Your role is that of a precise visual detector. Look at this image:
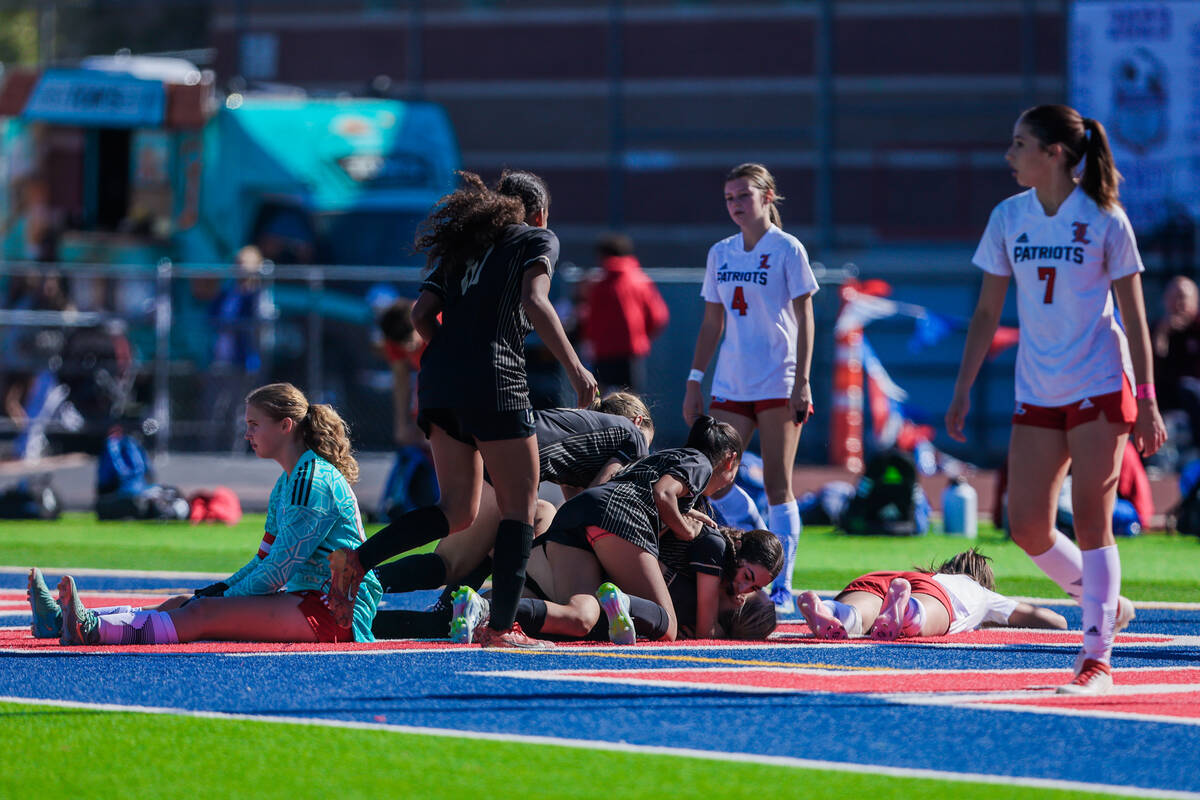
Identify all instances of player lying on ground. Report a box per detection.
[447,416,744,645]
[797,548,1068,640]
[49,383,382,646]
[369,393,654,641]
[444,526,783,645]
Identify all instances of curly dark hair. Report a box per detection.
[414,171,526,285]
[497,169,550,218]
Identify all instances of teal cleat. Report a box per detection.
[596,582,636,645]
[27,568,62,639]
[448,586,489,644]
[58,575,100,646]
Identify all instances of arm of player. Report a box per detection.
[694,572,722,639]
[684,302,725,424]
[653,474,705,541]
[791,292,815,423]
[224,507,338,597]
[1005,602,1067,630]
[1114,273,1168,457]
[946,272,1010,442]
[521,267,597,408]
[587,458,625,488]
[411,290,443,343]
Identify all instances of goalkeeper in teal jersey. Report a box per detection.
[52,383,382,646]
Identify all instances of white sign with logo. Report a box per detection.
[1069,1,1200,230]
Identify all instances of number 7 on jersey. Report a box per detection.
[1037,266,1056,304]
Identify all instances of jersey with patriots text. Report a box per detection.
[972,187,1143,406]
[701,225,819,400]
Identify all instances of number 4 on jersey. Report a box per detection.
[730,286,749,316]
[1037,266,1056,304]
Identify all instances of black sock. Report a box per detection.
[488,520,533,630]
[458,555,493,592]
[514,598,547,634]
[373,553,447,594]
[357,506,450,571]
[371,608,453,640]
[627,594,671,640]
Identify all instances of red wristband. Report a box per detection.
[1136,383,1156,400]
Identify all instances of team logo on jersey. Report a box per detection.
[1014,403,1027,415]
[759,254,771,269]
[1079,398,1094,410]
[1015,233,1029,243]
[1071,222,1091,244]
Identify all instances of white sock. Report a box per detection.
[97,610,179,645]
[1030,530,1084,602]
[823,600,862,636]
[1081,545,1120,664]
[90,605,134,616]
[768,500,801,595]
[902,598,926,637]
[710,484,765,530]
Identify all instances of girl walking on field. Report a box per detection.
[946,105,1167,694]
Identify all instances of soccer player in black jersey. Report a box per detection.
[329,170,596,649]
[370,394,653,641]
[504,416,742,642]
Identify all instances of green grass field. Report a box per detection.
[2,515,1195,798]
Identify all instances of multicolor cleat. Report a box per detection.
[596,582,636,645]
[28,568,62,639]
[475,622,555,650]
[449,586,490,644]
[58,575,100,646]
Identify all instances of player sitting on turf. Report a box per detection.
[49,383,382,646]
[797,548,1068,640]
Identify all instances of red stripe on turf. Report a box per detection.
[566,667,1200,694]
[988,690,1200,719]
[774,622,1170,644]
[0,628,458,652]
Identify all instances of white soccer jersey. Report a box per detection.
[701,225,819,401]
[972,187,1143,407]
[931,573,1019,634]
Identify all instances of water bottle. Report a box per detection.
[942,476,978,538]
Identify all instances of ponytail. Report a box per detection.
[299,404,359,485]
[717,526,784,584]
[1020,105,1122,210]
[1080,117,1122,210]
[685,415,744,466]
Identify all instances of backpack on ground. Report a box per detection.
[839,448,925,536]
[0,476,61,520]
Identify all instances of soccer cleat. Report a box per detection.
[1115,595,1135,633]
[770,586,795,616]
[475,621,555,650]
[869,577,913,641]
[449,586,490,644]
[1057,658,1113,695]
[28,568,62,639]
[596,582,636,645]
[58,576,99,646]
[326,548,366,628]
[797,591,847,640]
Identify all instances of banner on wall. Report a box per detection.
[1069,1,1200,231]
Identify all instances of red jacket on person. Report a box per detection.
[580,255,669,360]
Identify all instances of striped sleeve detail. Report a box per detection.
[256,532,277,559]
[290,462,316,506]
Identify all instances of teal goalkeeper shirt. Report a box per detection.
[223,449,383,642]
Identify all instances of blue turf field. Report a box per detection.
[2,569,1199,798]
